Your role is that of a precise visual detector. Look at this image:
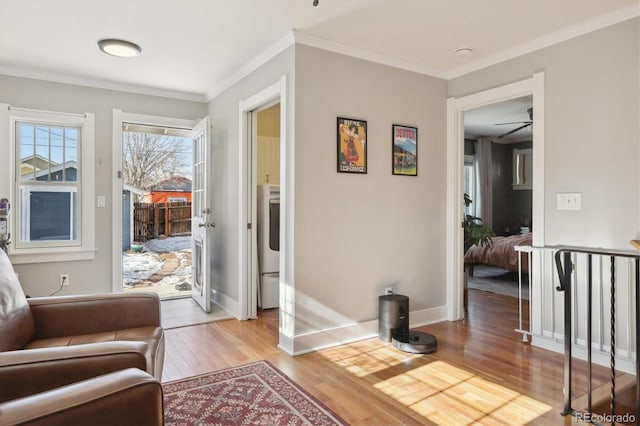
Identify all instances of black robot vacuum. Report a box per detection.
[378,293,437,354]
[391,329,438,354]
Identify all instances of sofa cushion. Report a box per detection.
[24,326,164,379]
[25,326,162,351]
[0,250,34,351]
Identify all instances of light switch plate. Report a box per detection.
[97,195,106,208]
[557,193,581,210]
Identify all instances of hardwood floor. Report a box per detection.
[162,290,614,425]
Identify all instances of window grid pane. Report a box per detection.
[16,121,81,247]
[192,133,204,217]
[18,122,80,183]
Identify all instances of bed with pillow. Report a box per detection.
[464,232,532,273]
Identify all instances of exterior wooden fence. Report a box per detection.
[133,202,191,242]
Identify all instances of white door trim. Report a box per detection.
[238,76,289,332]
[111,110,197,293]
[445,72,545,320]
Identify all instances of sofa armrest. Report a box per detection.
[28,292,161,339]
[0,342,151,402]
[0,368,163,426]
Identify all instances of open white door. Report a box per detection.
[191,117,213,312]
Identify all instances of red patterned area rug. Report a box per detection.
[163,360,348,425]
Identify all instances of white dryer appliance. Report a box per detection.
[257,185,279,309]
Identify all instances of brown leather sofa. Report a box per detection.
[0,248,165,423]
[0,368,163,426]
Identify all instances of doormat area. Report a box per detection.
[467,265,529,299]
[163,360,348,425]
[161,297,233,329]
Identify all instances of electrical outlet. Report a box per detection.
[384,287,393,295]
[60,273,69,286]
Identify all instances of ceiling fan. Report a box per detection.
[495,107,533,139]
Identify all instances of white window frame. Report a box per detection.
[0,104,95,263]
[463,154,476,217]
[19,185,78,245]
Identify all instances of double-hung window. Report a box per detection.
[0,105,95,263]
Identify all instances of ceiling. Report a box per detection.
[0,0,637,102]
[464,96,533,142]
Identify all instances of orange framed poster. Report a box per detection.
[337,117,367,174]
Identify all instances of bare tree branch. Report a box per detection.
[122,132,188,189]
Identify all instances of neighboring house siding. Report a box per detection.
[142,191,192,203]
[36,168,77,182]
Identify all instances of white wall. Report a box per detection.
[450,18,640,366]
[292,45,448,350]
[206,47,294,308]
[0,75,206,296]
[449,18,640,250]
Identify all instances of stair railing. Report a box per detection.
[554,245,639,424]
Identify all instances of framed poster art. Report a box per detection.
[337,117,367,174]
[392,124,417,176]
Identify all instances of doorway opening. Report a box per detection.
[462,96,533,336]
[113,111,227,326]
[255,103,281,314]
[446,73,545,338]
[238,76,289,351]
[120,123,194,301]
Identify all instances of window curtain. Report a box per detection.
[474,138,493,226]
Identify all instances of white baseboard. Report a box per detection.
[291,305,448,356]
[531,335,563,354]
[409,305,449,328]
[292,319,378,356]
[278,333,294,356]
[212,290,240,319]
[532,335,636,374]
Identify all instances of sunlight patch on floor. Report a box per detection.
[387,362,551,425]
[321,342,551,425]
[320,339,419,377]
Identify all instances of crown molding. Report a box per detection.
[205,31,295,101]
[203,3,639,100]
[0,64,208,102]
[2,3,636,103]
[292,30,448,80]
[448,3,640,79]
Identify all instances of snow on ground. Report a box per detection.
[143,236,191,253]
[123,252,162,286]
[123,236,192,289]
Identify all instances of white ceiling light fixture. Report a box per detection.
[98,39,142,58]
[454,47,473,59]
